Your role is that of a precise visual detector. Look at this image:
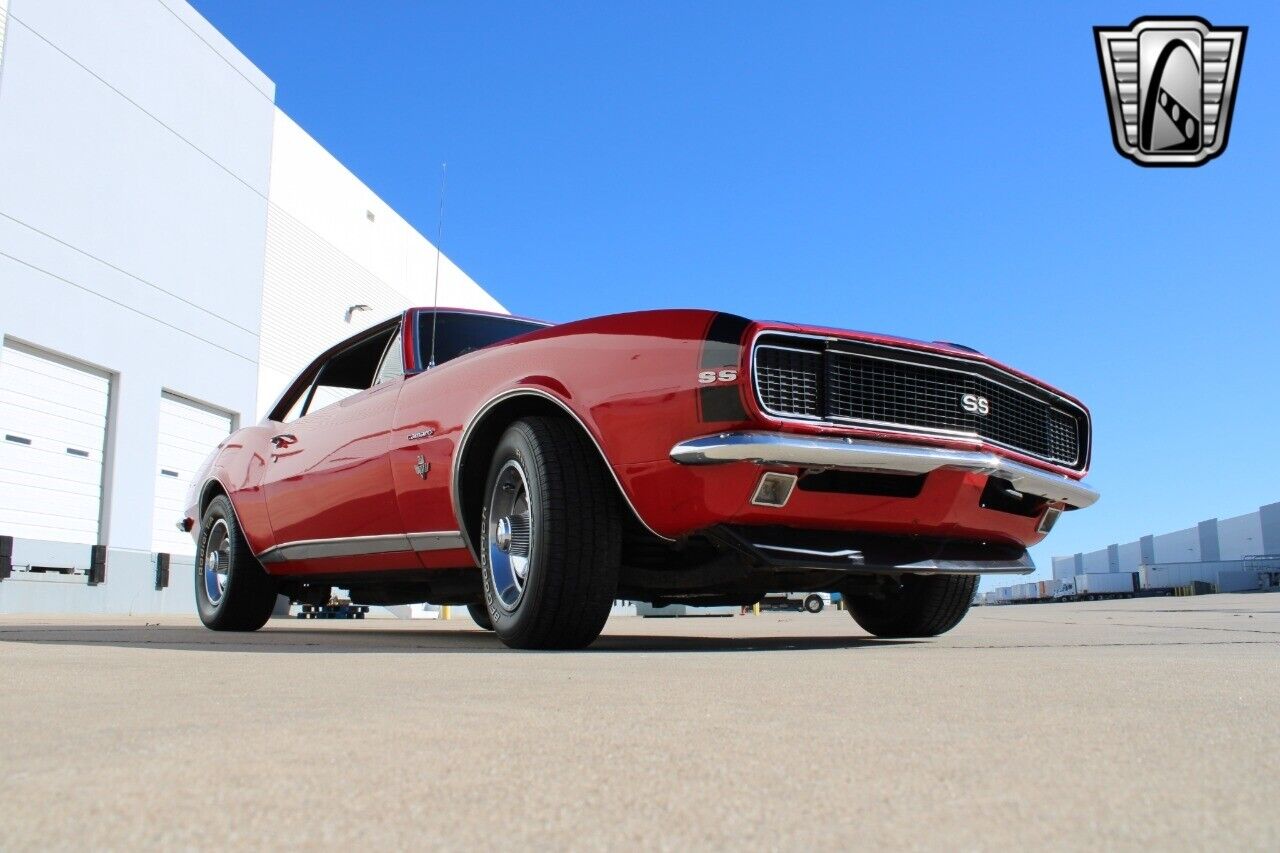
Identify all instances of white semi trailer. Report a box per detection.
[1055,572,1138,602]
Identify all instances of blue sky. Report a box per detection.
[193,1,1279,583]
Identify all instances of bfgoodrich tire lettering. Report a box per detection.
[479,417,621,649]
[195,496,278,631]
[847,574,978,638]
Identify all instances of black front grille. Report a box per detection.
[753,338,1088,470]
[755,346,822,418]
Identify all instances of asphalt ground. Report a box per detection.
[3,595,1278,851]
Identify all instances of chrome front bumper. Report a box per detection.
[670,431,1099,510]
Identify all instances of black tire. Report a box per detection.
[479,417,622,649]
[194,496,277,631]
[804,594,824,614]
[847,574,978,638]
[467,603,494,631]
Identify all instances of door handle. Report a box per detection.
[271,433,297,449]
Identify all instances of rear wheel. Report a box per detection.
[195,496,277,631]
[803,594,824,614]
[847,574,978,638]
[479,417,622,649]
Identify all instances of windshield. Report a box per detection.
[417,311,547,367]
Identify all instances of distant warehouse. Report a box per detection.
[1052,501,1280,592]
[984,501,1280,604]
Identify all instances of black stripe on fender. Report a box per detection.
[698,312,751,422]
[699,385,746,422]
[700,312,751,369]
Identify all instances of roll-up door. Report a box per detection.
[0,341,111,545]
[150,392,234,555]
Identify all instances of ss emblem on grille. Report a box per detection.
[961,394,990,416]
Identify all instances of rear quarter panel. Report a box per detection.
[185,425,276,553]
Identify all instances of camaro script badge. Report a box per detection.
[1094,17,1246,167]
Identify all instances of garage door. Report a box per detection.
[0,341,111,545]
[150,392,235,555]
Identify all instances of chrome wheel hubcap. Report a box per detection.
[203,519,231,606]
[487,461,534,611]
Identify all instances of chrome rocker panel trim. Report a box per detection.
[258,531,466,564]
[670,431,1099,510]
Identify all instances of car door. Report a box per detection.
[387,369,462,568]
[260,328,405,558]
[386,310,552,569]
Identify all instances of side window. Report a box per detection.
[277,326,395,422]
[374,329,404,385]
[417,311,547,367]
[306,383,362,414]
[279,374,359,423]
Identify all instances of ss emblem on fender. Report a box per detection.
[698,369,738,384]
[961,394,990,416]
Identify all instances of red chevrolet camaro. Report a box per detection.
[183,308,1097,648]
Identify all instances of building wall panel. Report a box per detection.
[1217,511,1264,559]
[1260,502,1280,555]
[0,0,273,551]
[258,111,505,416]
[1117,540,1142,572]
[1082,547,1110,574]
[0,0,10,74]
[1152,526,1200,564]
[0,1,507,614]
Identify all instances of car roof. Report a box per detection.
[411,306,553,327]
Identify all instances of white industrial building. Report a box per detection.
[0,0,502,613]
[1051,501,1280,590]
[981,502,1280,605]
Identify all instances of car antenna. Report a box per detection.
[427,161,447,368]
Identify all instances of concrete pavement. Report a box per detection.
[2,595,1278,850]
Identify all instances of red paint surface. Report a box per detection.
[185,309,1091,579]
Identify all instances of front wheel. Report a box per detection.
[803,594,824,614]
[846,574,978,638]
[467,603,494,631]
[194,496,277,631]
[478,417,622,649]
